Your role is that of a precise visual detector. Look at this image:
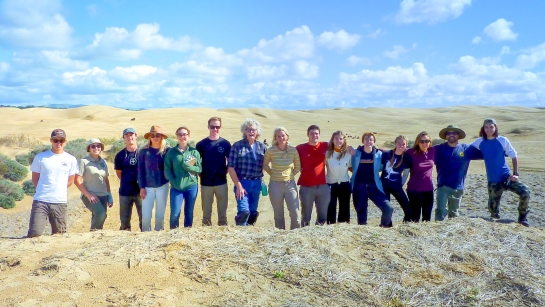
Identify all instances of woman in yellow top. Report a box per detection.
[263,127,301,229]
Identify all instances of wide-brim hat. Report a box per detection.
[87,138,105,152]
[144,125,168,140]
[439,125,466,140]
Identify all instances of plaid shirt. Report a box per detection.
[228,138,267,180]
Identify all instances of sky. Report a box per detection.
[1,0,545,110]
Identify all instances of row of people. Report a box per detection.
[26,118,531,237]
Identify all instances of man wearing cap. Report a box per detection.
[27,129,78,237]
[470,119,531,226]
[114,128,143,231]
[434,125,483,221]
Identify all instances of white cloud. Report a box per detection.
[294,61,319,79]
[483,18,518,42]
[132,23,200,51]
[368,29,383,39]
[109,65,159,82]
[316,30,360,50]
[383,45,413,59]
[62,67,115,90]
[246,65,288,80]
[170,60,231,83]
[202,47,243,66]
[472,36,481,44]
[0,0,73,49]
[41,51,88,70]
[515,43,545,69]
[395,0,471,24]
[347,56,371,66]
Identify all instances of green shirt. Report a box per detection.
[78,155,109,196]
[164,146,202,191]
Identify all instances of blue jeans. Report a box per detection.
[142,183,169,232]
[352,183,393,227]
[435,186,464,221]
[170,185,199,229]
[234,179,261,226]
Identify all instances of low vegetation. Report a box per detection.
[0,194,15,209]
[22,180,35,196]
[0,154,28,182]
[0,179,24,201]
[0,134,43,149]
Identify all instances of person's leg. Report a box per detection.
[200,185,214,226]
[368,185,393,227]
[235,179,251,226]
[337,182,352,223]
[407,190,422,222]
[315,184,331,225]
[285,180,301,230]
[82,195,108,230]
[487,182,504,218]
[390,184,413,222]
[352,184,369,225]
[134,195,143,231]
[119,195,133,230]
[216,184,229,226]
[447,189,464,218]
[299,186,315,227]
[435,186,449,221]
[269,181,287,229]
[169,187,183,229]
[421,191,434,222]
[247,179,261,225]
[48,203,68,235]
[154,183,169,231]
[141,187,156,232]
[507,180,531,225]
[183,185,198,228]
[27,200,49,237]
[327,184,338,224]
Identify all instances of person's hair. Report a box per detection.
[240,118,262,139]
[327,131,347,160]
[479,123,499,139]
[208,117,222,126]
[389,135,408,168]
[146,137,167,155]
[176,126,191,137]
[272,127,289,146]
[412,131,432,154]
[307,125,320,135]
[361,132,376,144]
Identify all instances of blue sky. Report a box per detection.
[1,0,544,110]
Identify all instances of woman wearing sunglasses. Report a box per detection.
[405,131,436,222]
[164,126,202,229]
[75,138,113,230]
[138,125,170,231]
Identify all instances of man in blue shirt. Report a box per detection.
[434,125,483,221]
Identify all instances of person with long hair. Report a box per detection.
[325,130,352,224]
[165,126,202,229]
[75,138,113,231]
[470,118,531,226]
[263,127,301,229]
[350,132,393,227]
[406,131,436,222]
[380,135,413,222]
[138,125,170,231]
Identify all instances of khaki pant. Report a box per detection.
[299,184,331,227]
[269,180,300,230]
[27,200,67,237]
[201,184,229,226]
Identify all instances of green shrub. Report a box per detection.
[28,145,50,163]
[98,136,120,146]
[0,194,15,209]
[0,155,29,182]
[432,139,445,145]
[0,179,25,201]
[22,179,36,196]
[15,154,30,166]
[64,138,88,160]
[165,137,177,148]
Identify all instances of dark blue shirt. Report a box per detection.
[354,148,375,184]
[434,143,483,190]
[114,148,140,196]
[196,137,231,186]
[380,150,413,185]
[137,147,169,188]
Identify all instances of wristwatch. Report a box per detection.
[513,172,519,176]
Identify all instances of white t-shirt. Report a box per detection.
[326,150,352,184]
[30,150,78,203]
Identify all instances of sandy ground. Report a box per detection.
[1,105,545,306]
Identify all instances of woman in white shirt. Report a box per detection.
[325,131,352,224]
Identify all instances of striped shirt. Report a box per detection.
[228,138,267,180]
[263,145,301,182]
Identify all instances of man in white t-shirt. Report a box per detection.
[27,129,78,238]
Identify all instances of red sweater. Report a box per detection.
[296,142,328,186]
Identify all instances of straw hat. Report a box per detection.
[438,125,466,140]
[144,125,168,140]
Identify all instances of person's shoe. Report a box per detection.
[490,212,500,219]
[518,213,530,227]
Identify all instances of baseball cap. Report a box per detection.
[123,128,136,137]
[50,129,67,139]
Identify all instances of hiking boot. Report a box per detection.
[490,212,500,219]
[518,213,530,227]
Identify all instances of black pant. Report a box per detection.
[407,190,434,222]
[382,180,413,222]
[327,182,351,224]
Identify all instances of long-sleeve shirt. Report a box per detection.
[164,146,202,191]
[228,138,267,180]
[263,145,300,182]
[406,147,436,192]
[470,136,517,183]
[137,147,169,188]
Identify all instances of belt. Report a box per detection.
[241,177,261,180]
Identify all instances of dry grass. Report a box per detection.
[0,134,43,149]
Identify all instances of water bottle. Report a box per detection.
[261,180,268,196]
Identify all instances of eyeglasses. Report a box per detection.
[245,128,257,133]
[149,133,162,138]
[177,133,189,137]
[51,138,65,144]
[209,125,221,130]
[445,132,458,136]
[419,140,431,144]
[90,144,102,149]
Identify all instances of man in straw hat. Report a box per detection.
[434,124,483,221]
[27,129,78,237]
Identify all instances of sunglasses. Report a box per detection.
[51,138,65,144]
[245,128,257,133]
[177,133,189,137]
[419,140,431,144]
[149,133,163,138]
[89,144,102,149]
[209,125,221,130]
[445,132,458,136]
